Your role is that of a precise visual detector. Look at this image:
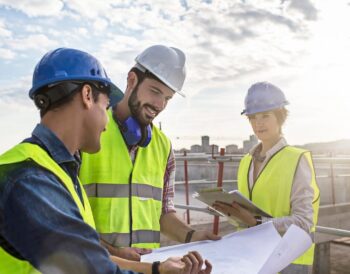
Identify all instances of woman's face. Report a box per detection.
[248,111,281,142]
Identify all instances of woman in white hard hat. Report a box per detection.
[214,82,320,274]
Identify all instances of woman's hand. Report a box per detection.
[212,201,257,227]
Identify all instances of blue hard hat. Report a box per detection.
[29,48,123,103]
[241,82,289,115]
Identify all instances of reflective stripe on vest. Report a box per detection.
[99,230,161,247]
[80,109,171,249]
[84,183,162,200]
[0,143,96,274]
[237,146,320,266]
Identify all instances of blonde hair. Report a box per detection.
[273,107,288,127]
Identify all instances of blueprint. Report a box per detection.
[141,222,312,274]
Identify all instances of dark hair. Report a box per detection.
[37,82,108,118]
[129,67,164,90]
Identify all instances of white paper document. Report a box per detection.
[141,222,312,274]
[193,187,272,218]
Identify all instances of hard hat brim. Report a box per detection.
[109,85,124,107]
[29,77,124,107]
[241,101,289,115]
[29,76,123,100]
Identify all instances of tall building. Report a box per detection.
[226,144,239,154]
[243,135,258,153]
[190,144,202,153]
[201,135,210,153]
[189,135,219,154]
[211,144,219,154]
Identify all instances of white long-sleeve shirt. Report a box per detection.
[248,137,315,234]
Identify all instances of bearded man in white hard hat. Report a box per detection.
[79,45,220,263]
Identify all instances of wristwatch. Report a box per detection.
[185,229,196,243]
[152,261,160,274]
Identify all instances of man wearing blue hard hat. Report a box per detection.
[0,48,212,274]
[79,45,220,263]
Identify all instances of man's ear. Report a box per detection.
[81,84,94,109]
[126,71,138,94]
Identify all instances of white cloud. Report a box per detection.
[24,25,44,33]
[63,0,115,19]
[0,19,12,38]
[0,99,38,153]
[0,0,349,148]
[93,18,109,32]
[75,27,88,37]
[5,34,58,52]
[0,0,64,17]
[40,0,317,100]
[47,28,61,37]
[0,47,15,59]
[95,35,142,89]
[287,0,318,21]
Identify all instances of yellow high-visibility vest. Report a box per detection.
[80,109,171,249]
[238,146,320,266]
[0,143,95,274]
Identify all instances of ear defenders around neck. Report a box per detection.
[120,116,152,147]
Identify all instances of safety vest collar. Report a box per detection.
[249,145,290,199]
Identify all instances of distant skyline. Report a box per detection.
[172,134,350,151]
[1,1,349,152]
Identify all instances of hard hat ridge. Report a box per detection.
[29,47,123,104]
[134,45,186,97]
[241,81,289,115]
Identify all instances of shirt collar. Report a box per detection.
[249,136,288,157]
[31,124,77,165]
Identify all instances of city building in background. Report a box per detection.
[243,135,258,153]
[176,135,258,155]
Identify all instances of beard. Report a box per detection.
[128,86,157,126]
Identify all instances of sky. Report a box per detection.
[0,0,349,152]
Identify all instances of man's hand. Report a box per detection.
[191,231,221,242]
[159,251,212,274]
[182,251,212,274]
[108,246,152,261]
[213,201,257,227]
[159,257,185,274]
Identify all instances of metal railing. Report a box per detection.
[175,204,350,237]
[316,226,350,237]
[174,149,350,237]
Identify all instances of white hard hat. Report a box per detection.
[134,45,186,97]
[241,82,289,115]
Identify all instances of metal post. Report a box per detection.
[313,242,330,274]
[213,148,225,235]
[330,152,336,205]
[184,151,190,224]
